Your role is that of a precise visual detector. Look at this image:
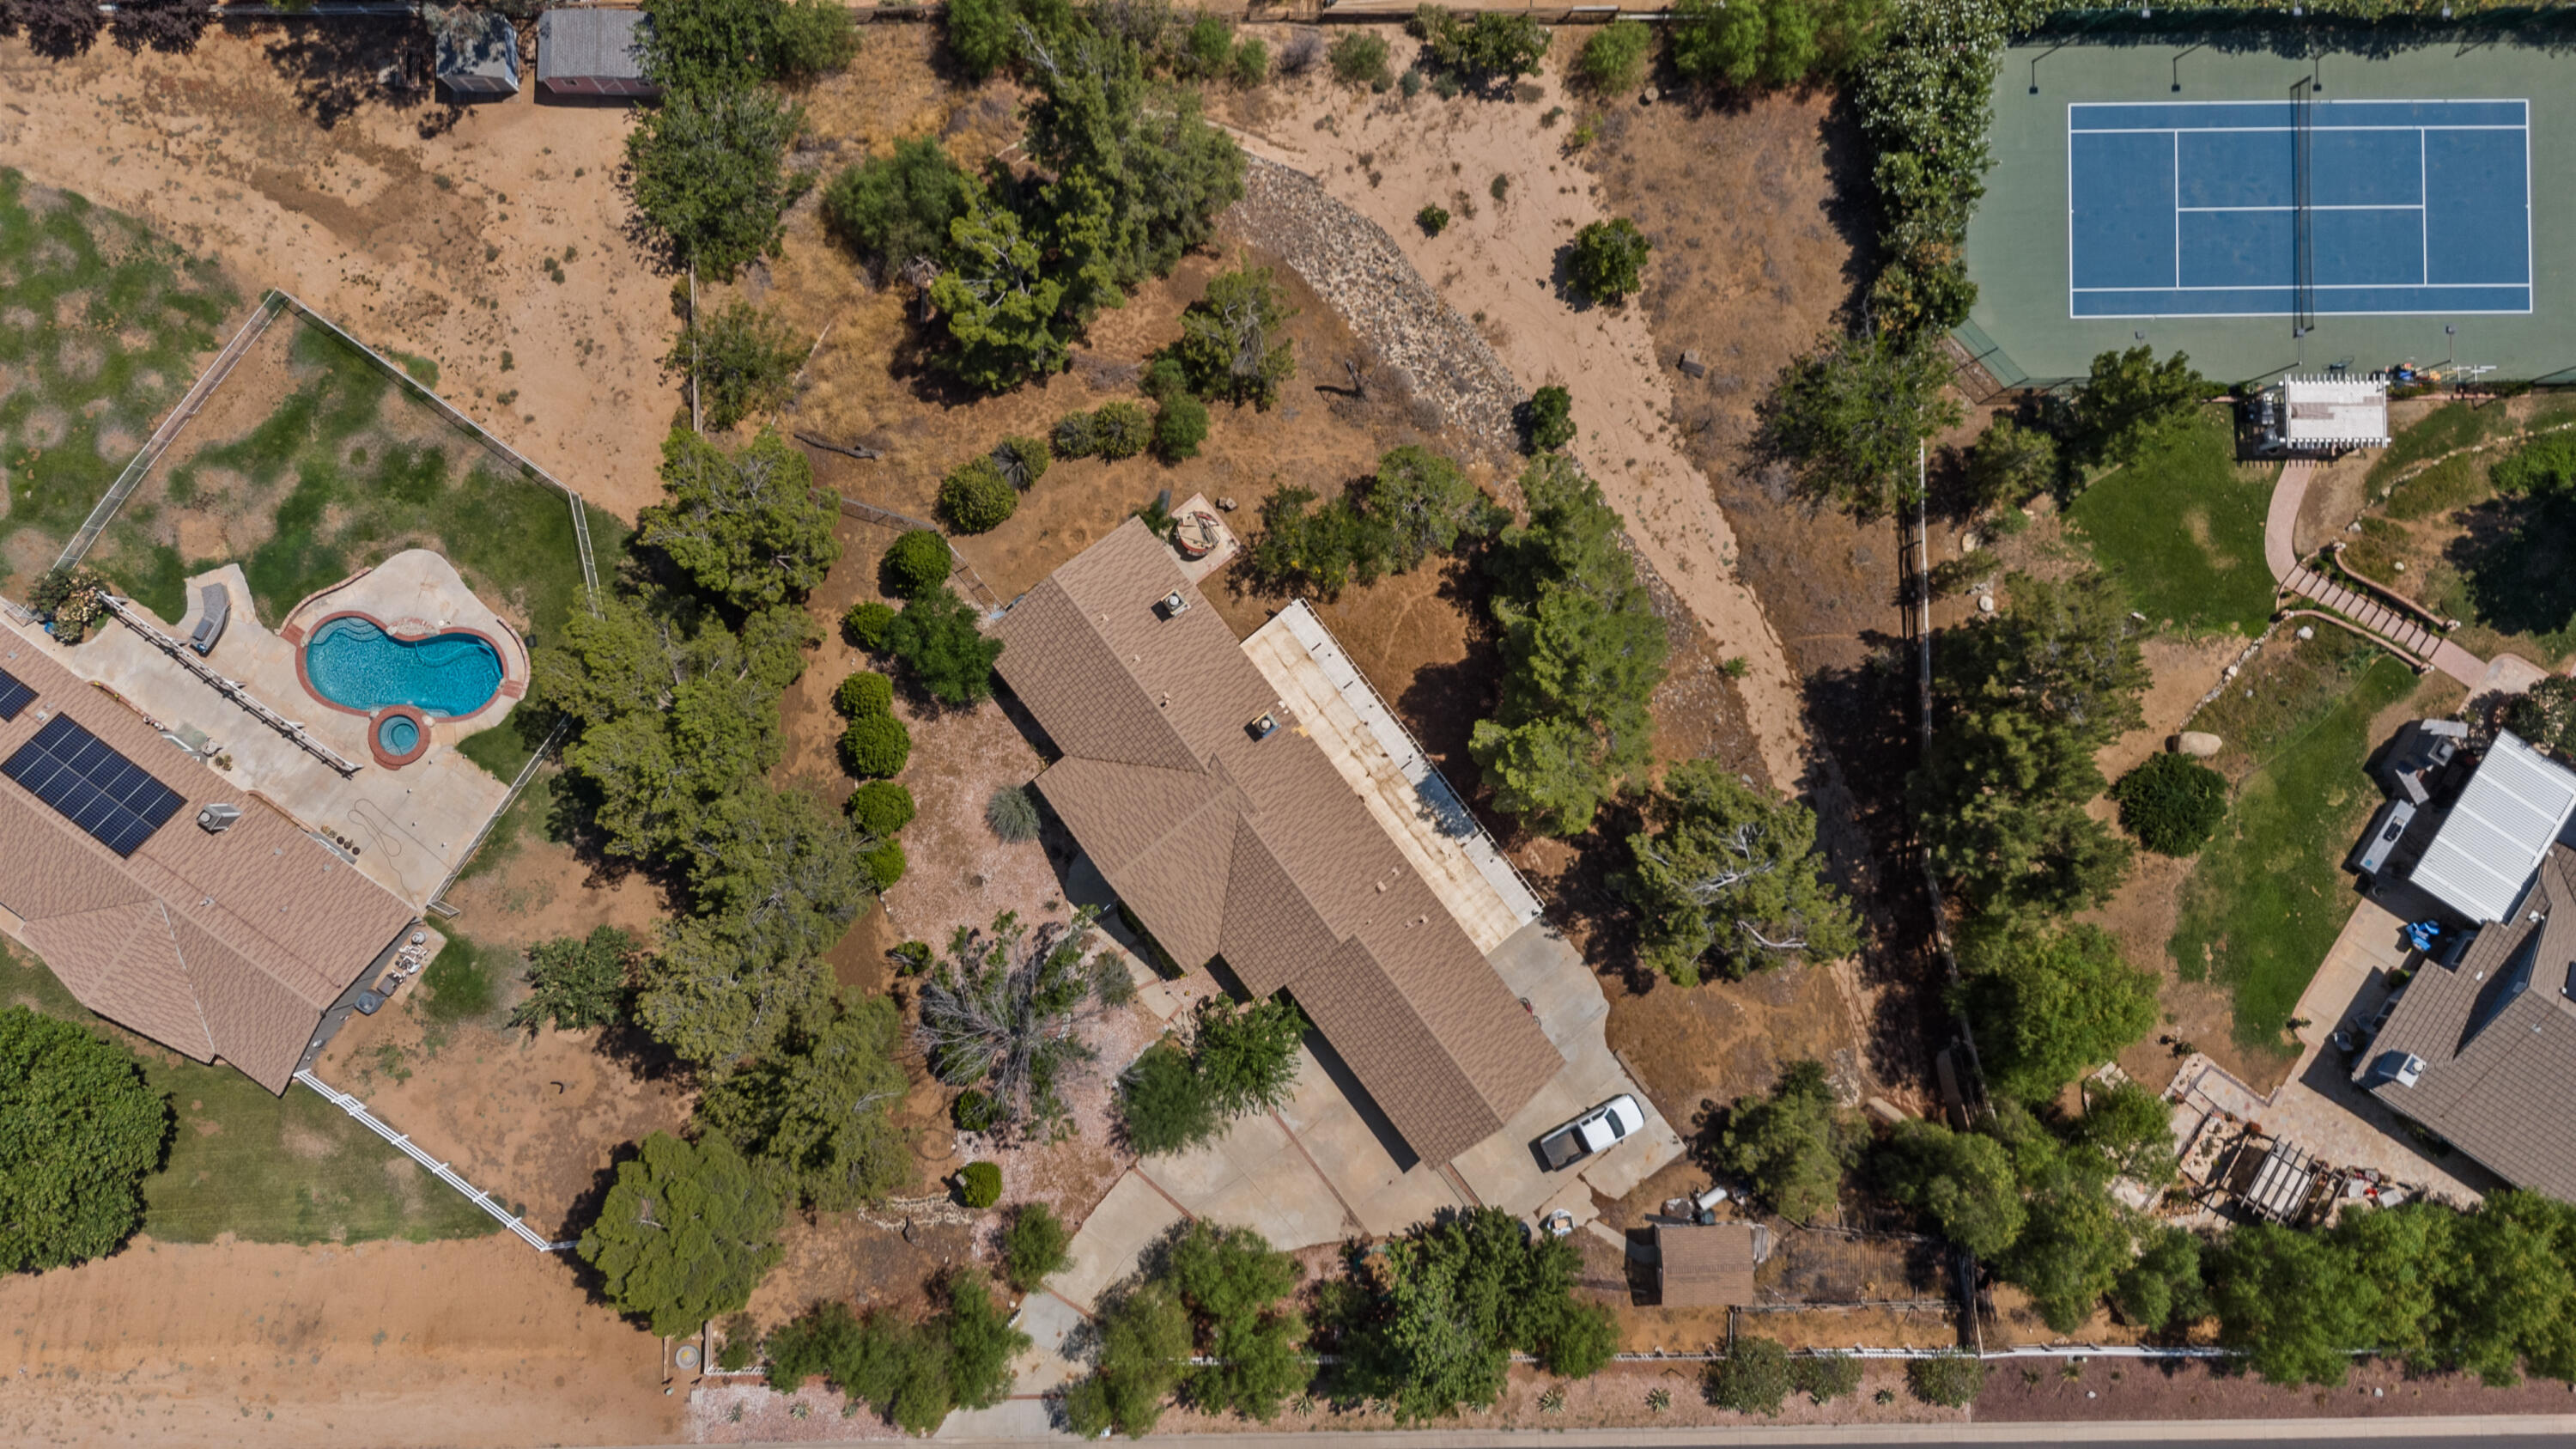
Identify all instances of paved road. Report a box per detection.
[894,1415,2576,1448]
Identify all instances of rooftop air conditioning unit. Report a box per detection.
[196,803,241,834]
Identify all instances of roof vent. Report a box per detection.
[1158,590,1189,620]
[197,802,242,834]
[1248,712,1278,740]
[2371,1050,2427,1087]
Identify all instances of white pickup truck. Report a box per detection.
[1539,1094,1644,1170]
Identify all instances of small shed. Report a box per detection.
[2257,374,2391,453]
[538,9,659,99]
[1655,1221,1767,1308]
[434,9,522,98]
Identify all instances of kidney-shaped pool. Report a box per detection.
[303,614,504,717]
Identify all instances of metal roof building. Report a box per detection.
[2408,731,2576,924]
[434,9,522,98]
[537,9,659,99]
[2261,375,2391,453]
[993,521,1562,1167]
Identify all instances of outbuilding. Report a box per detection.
[2255,374,2392,454]
[434,9,522,98]
[1654,1221,1769,1308]
[537,9,659,99]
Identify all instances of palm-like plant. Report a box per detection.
[914,908,1131,1140]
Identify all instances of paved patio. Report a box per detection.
[43,552,523,908]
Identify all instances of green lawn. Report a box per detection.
[0,940,495,1246]
[2066,406,2275,636]
[0,167,236,593]
[2168,644,2420,1055]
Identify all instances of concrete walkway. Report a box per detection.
[2263,459,2488,687]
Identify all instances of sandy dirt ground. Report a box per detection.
[1219,40,1813,793]
[0,1235,678,1447]
[0,28,679,520]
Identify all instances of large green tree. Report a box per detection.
[580,1131,784,1337]
[927,191,1071,392]
[823,136,977,279]
[1062,1283,1191,1435]
[1360,445,1501,572]
[1873,1117,2023,1257]
[636,910,831,1068]
[1623,761,1858,984]
[1169,265,1297,409]
[2076,345,2208,467]
[1334,1206,1613,1422]
[0,1008,169,1273]
[1024,30,1245,304]
[882,585,1005,707]
[1715,1058,1857,1223]
[1762,332,1960,516]
[1953,921,2157,1102]
[625,82,805,280]
[511,926,645,1033]
[696,991,909,1209]
[641,427,841,611]
[687,784,881,964]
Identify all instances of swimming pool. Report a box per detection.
[304,615,503,717]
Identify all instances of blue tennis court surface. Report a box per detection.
[2069,100,2531,318]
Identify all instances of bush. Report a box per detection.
[1181,9,1232,76]
[1568,216,1651,303]
[1051,410,1099,459]
[880,530,952,599]
[1231,36,1268,86]
[862,838,908,888]
[986,784,1041,842]
[1413,7,1550,88]
[1578,20,1651,93]
[939,457,1018,533]
[848,780,918,836]
[843,600,897,650]
[835,670,896,719]
[1169,267,1296,408]
[1118,1040,1218,1155]
[716,1313,760,1372]
[2111,753,2228,856]
[890,939,935,975]
[2494,431,2576,496]
[991,435,1049,490]
[1328,31,1389,87]
[1908,1350,1985,1407]
[1000,1202,1073,1290]
[955,1088,999,1133]
[1526,384,1575,451]
[1092,401,1152,460]
[1278,27,1322,75]
[839,714,913,778]
[1417,204,1449,236]
[511,926,641,1033]
[1705,1335,1791,1416]
[0,1007,170,1273]
[958,1160,1003,1209]
[1789,1352,1862,1404]
[1153,394,1209,461]
[885,587,1005,707]
[2505,675,2576,760]
[672,301,803,431]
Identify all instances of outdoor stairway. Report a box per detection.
[2280,564,2440,660]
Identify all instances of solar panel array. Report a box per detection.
[2,715,185,857]
[0,666,32,722]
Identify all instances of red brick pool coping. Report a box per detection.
[292,609,516,723]
[368,705,432,769]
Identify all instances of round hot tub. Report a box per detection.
[368,705,431,768]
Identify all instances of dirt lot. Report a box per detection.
[0,27,679,520]
[1976,1352,2576,1422]
[0,1235,677,1447]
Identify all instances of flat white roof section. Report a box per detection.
[2410,731,2576,922]
[2277,374,2391,448]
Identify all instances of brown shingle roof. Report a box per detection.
[2360,843,2576,1201]
[0,636,416,1091]
[995,521,1561,1166]
[1656,1222,1760,1307]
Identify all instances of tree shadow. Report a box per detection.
[2444,492,2576,643]
[260,16,436,131]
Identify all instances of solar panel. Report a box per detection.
[1,715,185,858]
[0,666,31,721]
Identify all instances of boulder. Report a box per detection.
[2173,731,2223,758]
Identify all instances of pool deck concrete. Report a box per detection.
[33,552,523,910]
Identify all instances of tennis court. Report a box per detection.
[2069,98,2531,319]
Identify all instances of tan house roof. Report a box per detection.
[0,635,416,1091]
[1656,1221,1763,1307]
[2360,843,2576,1202]
[994,521,1561,1166]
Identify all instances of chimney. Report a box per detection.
[196,803,242,834]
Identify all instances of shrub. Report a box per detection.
[1526,384,1575,451]
[1051,410,1099,459]
[1000,1202,1073,1290]
[1908,1350,1985,1407]
[1118,1040,1218,1155]
[2111,753,2228,856]
[1413,7,1550,88]
[1091,401,1151,460]
[1789,1352,1862,1404]
[1705,1335,1791,1416]
[2494,431,2576,496]
[2505,675,2576,760]
[890,939,936,975]
[885,587,1005,707]
[880,530,951,599]
[671,301,803,431]
[1231,36,1268,86]
[986,784,1041,842]
[1568,216,1651,303]
[1417,204,1450,236]
[992,435,1049,490]
[1578,20,1651,93]
[862,838,908,888]
[834,670,896,719]
[1328,31,1389,87]
[511,925,641,1032]
[843,600,898,650]
[1153,394,1209,461]
[958,1160,1003,1209]
[847,780,918,836]
[1182,9,1232,76]
[939,457,1018,533]
[1170,267,1296,408]
[955,1088,999,1133]
[839,714,913,778]
[716,1313,761,1372]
